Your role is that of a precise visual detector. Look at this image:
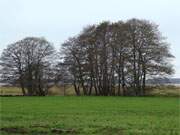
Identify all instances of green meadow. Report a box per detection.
[0,96,179,135]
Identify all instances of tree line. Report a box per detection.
[0,18,174,96]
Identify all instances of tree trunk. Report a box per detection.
[121,58,126,96]
[142,63,146,96]
[73,80,80,96]
[20,79,26,96]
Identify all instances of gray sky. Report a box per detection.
[0,0,180,77]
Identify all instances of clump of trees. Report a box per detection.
[0,19,174,96]
[61,19,174,96]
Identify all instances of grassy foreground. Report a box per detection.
[0,96,179,135]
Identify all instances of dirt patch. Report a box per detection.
[0,126,78,134]
[51,128,77,134]
[0,127,28,134]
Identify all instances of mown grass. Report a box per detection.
[0,96,179,135]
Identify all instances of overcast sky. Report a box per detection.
[0,0,179,77]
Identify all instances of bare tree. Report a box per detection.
[0,37,56,96]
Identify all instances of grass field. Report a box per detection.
[0,85,180,97]
[0,96,179,135]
